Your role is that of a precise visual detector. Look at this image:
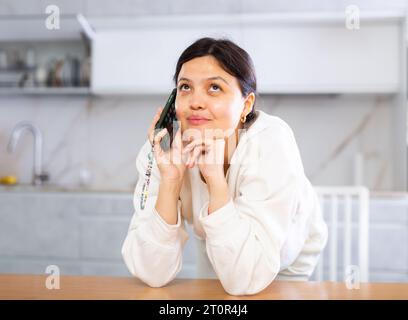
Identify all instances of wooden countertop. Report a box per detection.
[0,274,407,299]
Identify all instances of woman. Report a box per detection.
[121,37,328,296]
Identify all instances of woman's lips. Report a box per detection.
[187,118,210,125]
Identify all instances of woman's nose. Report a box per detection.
[189,94,206,110]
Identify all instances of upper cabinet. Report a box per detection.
[87,15,245,95]
[241,15,402,94]
[87,12,406,95]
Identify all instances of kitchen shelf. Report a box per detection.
[0,87,90,96]
[0,15,91,97]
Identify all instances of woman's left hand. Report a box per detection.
[182,136,226,183]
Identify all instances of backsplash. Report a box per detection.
[0,93,398,192]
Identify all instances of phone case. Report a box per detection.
[154,88,178,151]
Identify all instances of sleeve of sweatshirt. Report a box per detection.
[198,122,310,296]
[121,140,189,288]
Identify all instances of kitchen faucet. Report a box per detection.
[7,121,49,186]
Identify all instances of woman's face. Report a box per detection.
[175,55,254,139]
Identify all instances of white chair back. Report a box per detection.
[314,186,369,282]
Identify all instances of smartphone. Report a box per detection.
[154,88,178,151]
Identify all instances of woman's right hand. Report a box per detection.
[148,107,188,185]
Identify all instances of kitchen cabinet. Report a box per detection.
[241,18,401,93]
[0,189,406,281]
[0,190,198,278]
[90,21,244,94]
[87,12,405,95]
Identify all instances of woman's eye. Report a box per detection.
[178,83,221,92]
[179,84,189,91]
[210,84,220,92]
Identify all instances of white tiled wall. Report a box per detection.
[0,94,400,191]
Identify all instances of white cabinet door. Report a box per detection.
[90,15,402,95]
[91,26,244,95]
[241,21,400,93]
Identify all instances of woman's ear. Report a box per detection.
[242,92,255,116]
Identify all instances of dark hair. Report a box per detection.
[173,37,257,124]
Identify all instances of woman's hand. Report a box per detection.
[182,134,231,214]
[148,107,188,185]
[182,135,226,184]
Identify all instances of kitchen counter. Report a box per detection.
[3,184,408,200]
[0,274,407,299]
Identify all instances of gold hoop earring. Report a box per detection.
[240,114,247,123]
